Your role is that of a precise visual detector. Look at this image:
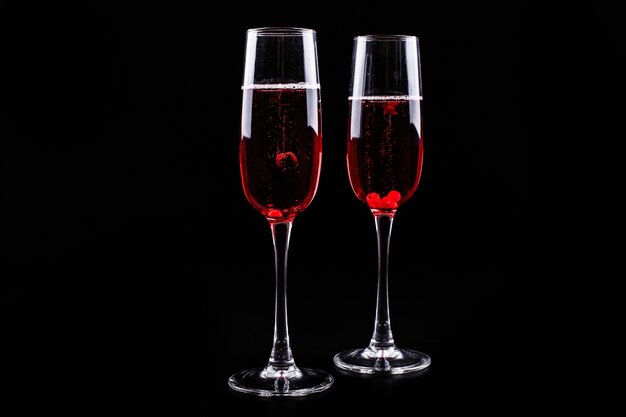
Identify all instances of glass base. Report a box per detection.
[333,345,431,375]
[228,364,334,397]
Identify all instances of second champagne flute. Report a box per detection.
[333,34,431,375]
[227,27,334,397]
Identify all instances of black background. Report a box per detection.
[0,0,621,415]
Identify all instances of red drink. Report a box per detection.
[239,84,322,220]
[346,96,423,211]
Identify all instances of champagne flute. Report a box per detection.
[333,34,431,374]
[227,27,334,396]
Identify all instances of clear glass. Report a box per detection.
[228,27,334,396]
[333,34,431,374]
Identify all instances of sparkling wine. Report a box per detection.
[240,84,322,220]
[346,96,423,211]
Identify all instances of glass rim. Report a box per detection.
[354,34,418,41]
[247,27,316,36]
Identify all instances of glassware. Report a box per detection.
[333,34,431,375]
[227,27,334,396]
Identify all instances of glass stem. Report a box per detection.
[370,212,396,350]
[268,220,295,369]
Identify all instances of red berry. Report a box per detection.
[387,190,401,202]
[267,209,282,218]
[383,101,399,116]
[381,196,398,209]
[275,151,298,170]
[366,193,381,208]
